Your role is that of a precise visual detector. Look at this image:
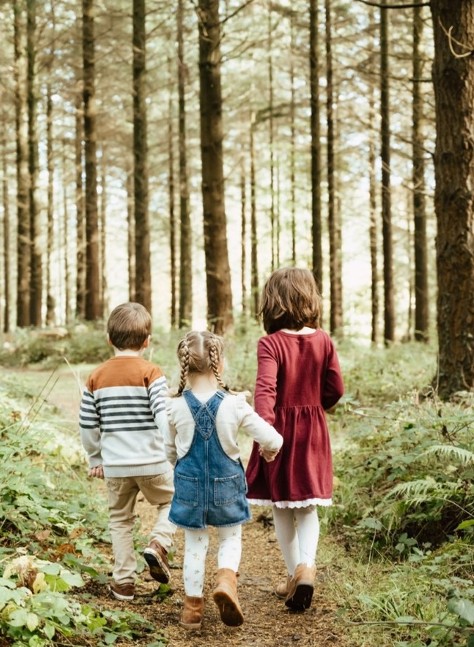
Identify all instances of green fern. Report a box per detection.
[421,444,474,465]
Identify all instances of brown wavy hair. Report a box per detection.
[107,302,152,351]
[259,267,322,334]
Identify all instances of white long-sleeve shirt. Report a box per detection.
[165,390,283,466]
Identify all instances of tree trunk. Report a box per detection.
[250,119,259,320]
[198,0,234,334]
[63,140,72,324]
[267,4,276,271]
[133,0,151,312]
[430,0,474,398]
[27,0,42,327]
[380,0,395,342]
[46,83,55,326]
[290,11,296,265]
[75,87,86,319]
[368,11,379,345]
[126,168,136,302]
[167,57,177,328]
[82,0,101,320]
[310,0,323,292]
[412,3,429,342]
[177,0,192,327]
[325,0,343,336]
[14,0,31,328]
[240,161,247,315]
[2,135,10,333]
[99,150,107,313]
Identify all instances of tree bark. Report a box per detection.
[267,4,276,271]
[290,11,296,265]
[368,9,379,345]
[46,84,55,326]
[250,119,259,320]
[380,0,395,342]
[14,0,31,328]
[2,135,10,333]
[82,0,101,320]
[133,0,151,312]
[126,168,136,302]
[197,0,234,334]
[430,0,474,398]
[240,161,247,315]
[75,87,86,319]
[167,57,177,328]
[412,3,429,342]
[177,0,192,327]
[310,0,323,293]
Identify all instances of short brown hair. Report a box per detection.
[259,267,322,334]
[107,302,152,351]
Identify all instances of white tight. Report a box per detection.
[272,505,320,576]
[183,525,242,597]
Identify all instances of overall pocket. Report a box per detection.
[213,473,244,506]
[174,473,199,507]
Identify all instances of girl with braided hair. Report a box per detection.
[164,330,282,631]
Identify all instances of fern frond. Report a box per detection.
[420,444,474,465]
[384,478,463,503]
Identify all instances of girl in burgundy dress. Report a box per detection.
[246,267,344,612]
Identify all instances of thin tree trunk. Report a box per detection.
[177,0,192,327]
[63,139,71,324]
[99,150,107,313]
[2,136,10,333]
[126,168,136,302]
[197,0,234,334]
[167,56,177,327]
[380,0,395,342]
[75,87,86,319]
[46,83,55,325]
[14,0,31,327]
[250,119,259,320]
[133,0,151,312]
[290,11,296,265]
[82,0,101,320]
[240,161,247,315]
[310,0,323,292]
[268,4,276,271]
[368,10,379,345]
[430,0,474,398]
[412,3,429,342]
[325,0,343,336]
[27,0,41,326]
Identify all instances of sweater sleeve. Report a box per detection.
[254,336,278,426]
[237,396,283,452]
[164,398,178,466]
[78,386,102,467]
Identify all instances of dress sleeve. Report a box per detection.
[254,336,278,426]
[321,339,344,410]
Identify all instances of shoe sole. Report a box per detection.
[143,549,170,584]
[108,586,134,601]
[213,590,244,627]
[285,583,314,611]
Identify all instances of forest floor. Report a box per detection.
[5,366,352,646]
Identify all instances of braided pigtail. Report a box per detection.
[209,339,230,392]
[176,339,190,396]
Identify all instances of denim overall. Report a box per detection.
[169,390,251,529]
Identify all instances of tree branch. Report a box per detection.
[353,0,430,8]
[438,18,474,59]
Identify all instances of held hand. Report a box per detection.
[259,446,279,462]
[88,465,104,479]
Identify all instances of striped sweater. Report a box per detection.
[79,355,171,477]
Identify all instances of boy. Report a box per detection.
[79,302,175,601]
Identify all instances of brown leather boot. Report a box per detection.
[212,568,244,626]
[285,563,316,611]
[180,596,204,630]
[274,574,291,599]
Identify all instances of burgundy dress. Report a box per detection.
[246,329,344,508]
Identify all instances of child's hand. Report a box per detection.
[259,447,279,462]
[88,465,104,479]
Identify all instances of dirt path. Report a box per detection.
[97,498,348,647]
[4,367,350,646]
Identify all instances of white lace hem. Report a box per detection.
[247,497,332,509]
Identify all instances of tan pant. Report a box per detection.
[106,470,175,584]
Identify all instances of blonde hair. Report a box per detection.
[260,267,322,334]
[107,302,151,351]
[175,330,230,396]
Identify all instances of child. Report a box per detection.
[246,267,344,612]
[79,302,175,602]
[165,330,282,630]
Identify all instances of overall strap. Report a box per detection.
[183,390,226,439]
